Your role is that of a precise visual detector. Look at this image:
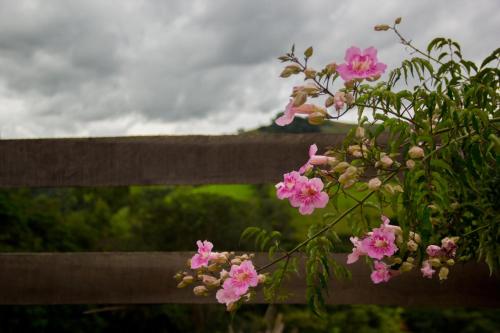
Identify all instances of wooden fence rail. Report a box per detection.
[0,134,498,306]
[0,252,498,307]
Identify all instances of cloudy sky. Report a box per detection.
[0,0,499,138]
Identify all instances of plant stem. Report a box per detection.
[257,172,398,273]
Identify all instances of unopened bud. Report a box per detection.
[368,177,382,191]
[325,96,335,108]
[355,126,365,139]
[208,263,220,272]
[406,159,416,169]
[344,80,355,89]
[446,259,455,266]
[379,155,394,169]
[407,240,418,252]
[392,257,402,264]
[400,262,414,272]
[374,24,390,31]
[395,17,402,24]
[334,162,350,173]
[220,269,230,280]
[178,275,195,288]
[258,274,267,284]
[408,146,424,159]
[200,274,220,288]
[173,272,184,281]
[409,231,421,244]
[438,267,449,281]
[230,258,242,265]
[293,91,307,107]
[325,62,337,75]
[430,258,441,268]
[308,111,326,125]
[406,257,415,263]
[226,302,238,312]
[304,68,316,79]
[193,285,209,296]
[280,64,301,78]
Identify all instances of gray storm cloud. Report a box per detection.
[0,0,498,138]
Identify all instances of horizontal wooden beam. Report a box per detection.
[0,252,498,306]
[0,134,345,187]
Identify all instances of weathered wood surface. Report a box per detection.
[0,252,498,306]
[0,134,345,187]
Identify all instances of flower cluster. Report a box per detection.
[421,237,459,280]
[174,240,265,311]
[347,216,401,283]
[346,216,459,283]
[275,146,330,215]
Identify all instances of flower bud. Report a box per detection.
[258,274,267,284]
[392,257,402,264]
[400,262,414,272]
[368,178,382,191]
[406,257,415,263]
[355,126,365,139]
[405,159,416,170]
[304,68,316,79]
[430,258,441,268]
[293,91,307,107]
[193,285,209,296]
[395,17,402,24]
[344,80,355,89]
[200,274,220,288]
[345,93,354,106]
[446,259,455,266]
[438,267,449,281]
[409,231,421,244]
[173,272,184,281]
[379,155,394,169]
[426,245,442,257]
[407,240,418,252]
[308,111,326,125]
[374,24,390,31]
[408,146,424,159]
[220,269,230,280]
[334,162,350,173]
[208,263,220,272]
[325,96,335,108]
[325,62,337,75]
[177,275,195,288]
[230,258,242,265]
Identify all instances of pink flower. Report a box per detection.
[223,260,259,296]
[421,261,435,278]
[289,177,329,215]
[299,144,331,174]
[361,226,398,260]
[426,245,442,257]
[276,171,303,199]
[347,236,366,264]
[334,91,346,111]
[336,47,387,81]
[216,286,241,308]
[370,261,391,284]
[441,237,458,258]
[190,240,213,269]
[275,99,316,126]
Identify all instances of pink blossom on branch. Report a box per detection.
[421,260,435,278]
[190,240,214,269]
[223,260,259,296]
[361,225,398,260]
[370,261,392,284]
[347,236,366,264]
[336,47,387,81]
[289,177,329,215]
[276,171,303,199]
[275,99,317,126]
[299,144,333,174]
[215,286,241,308]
